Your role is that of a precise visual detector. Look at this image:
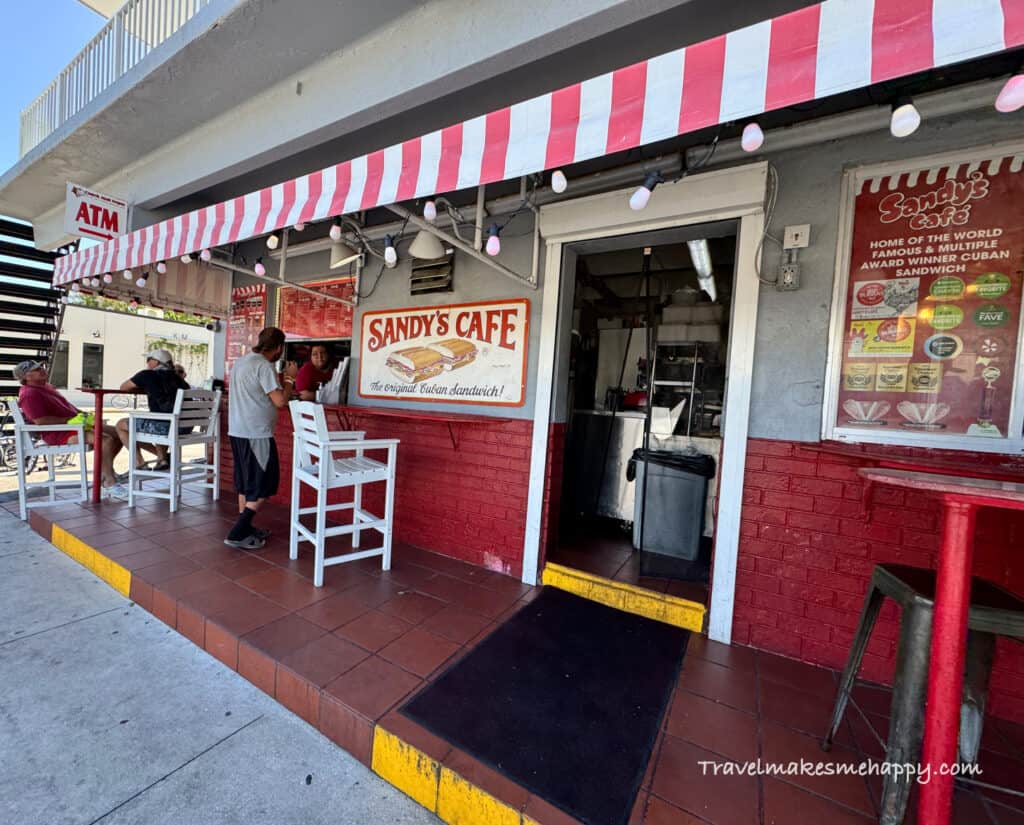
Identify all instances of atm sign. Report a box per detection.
[64,182,128,241]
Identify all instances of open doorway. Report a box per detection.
[549,221,737,608]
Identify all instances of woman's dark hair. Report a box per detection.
[253,327,286,353]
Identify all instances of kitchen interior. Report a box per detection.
[552,222,736,606]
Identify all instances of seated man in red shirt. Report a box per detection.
[15,360,123,493]
[293,344,334,402]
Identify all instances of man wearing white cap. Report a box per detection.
[114,348,189,483]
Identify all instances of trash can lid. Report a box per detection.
[627,448,716,479]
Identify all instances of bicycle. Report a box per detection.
[0,400,38,475]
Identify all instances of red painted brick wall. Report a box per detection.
[220,407,534,576]
[538,423,567,571]
[735,438,1024,724]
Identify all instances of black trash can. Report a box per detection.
[627,449,716,560]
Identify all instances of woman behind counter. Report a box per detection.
[293,343,334,402]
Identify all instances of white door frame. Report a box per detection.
[520,162,767,645]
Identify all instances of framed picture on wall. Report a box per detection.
[822,142,1024,454]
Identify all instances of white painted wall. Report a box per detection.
[56,305,215,406]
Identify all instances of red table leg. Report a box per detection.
[918,498,977,824]
[91,391,104,503]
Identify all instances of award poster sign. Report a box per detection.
[836,154,1024,440]
[359,299,530,406]
[225,284,267,382]
[278,278,355,339]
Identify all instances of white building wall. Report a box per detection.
[57,305,215,407]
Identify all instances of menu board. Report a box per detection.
[225,284,266,381]
[278,278,355,339]
[834,154,1024,443]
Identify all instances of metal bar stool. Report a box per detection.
[822,563,1024,825]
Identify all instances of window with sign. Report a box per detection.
[823,145,1024,453]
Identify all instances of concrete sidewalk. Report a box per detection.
[0,509,437,825]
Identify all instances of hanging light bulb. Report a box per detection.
[254,258,266,277]
[383,235,398,268]
[629,171,664,211]
[329,219,343,242]
[71,282,80,292]
[293,222,306,232]
[61,295,69,304]
[890,99,921,138]
[485,224,501,257]
[266,233,280,250]
[89,277,101,287]
[741,122,765,152]
[122,269,133,280]
[551,169,568,194]
[156,261,167,275]
[423,200,437,222]
[200,248,212,262]
[181,253,193,264]
[103,273,114,284]
[129,297,139,309]
[136,272,149,288]
[995,73,1024,113]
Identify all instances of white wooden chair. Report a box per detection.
[9,399,88,520]
[126,388,221,512]
[288,400,398,587]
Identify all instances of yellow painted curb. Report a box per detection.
[371,727,441,811]
[437,766,521,825]
[50,525,132,598]
[542,562,705,632]
[371,725,525,825]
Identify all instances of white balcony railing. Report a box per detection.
[19,0,213,158]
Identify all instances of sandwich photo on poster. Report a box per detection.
[359,300,529,406]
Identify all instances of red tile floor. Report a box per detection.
[13,490,1024,825]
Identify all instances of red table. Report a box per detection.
[78,388,142,503]
[859,468,1024,825]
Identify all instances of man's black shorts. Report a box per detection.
[230,436,280,502]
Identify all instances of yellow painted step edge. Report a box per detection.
[372,726,531,825]
[49,525,132,598]
[541,562,705,632]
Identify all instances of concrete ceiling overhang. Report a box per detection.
[2,0,818,249]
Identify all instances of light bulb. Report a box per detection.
[329,220,342,242]
[629,187,652,211]
[995,74,1024,113]
[266,233,280,250]
[122,269,133,280]
[129,298,139,309]
[90,277,100,287]
[423,200,437,222]
[71,282,80,292]
[293,222,305,232]
[200,248,212,262]
[383,235,398,267]
[254,259,266,276]
[103,273,114,284]
[156,261,167,274]
[551,170,568,194]
[136,277,147,288]
[181,253,192,264]
[741,122,764,152]
[485,224,501,257]
[629,172,663,211]
[890,101,921,138]
[61,295,69,304]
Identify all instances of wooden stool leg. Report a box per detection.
[880,603,933,825]
[959,630,995,766]
[824,580,885,750]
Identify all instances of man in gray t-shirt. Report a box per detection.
[224,327,297,549]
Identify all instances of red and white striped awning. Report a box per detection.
[53,0,1024,286]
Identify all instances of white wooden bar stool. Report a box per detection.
[126,388,221,512]
[288,400,399,587]
[10,400,88,520]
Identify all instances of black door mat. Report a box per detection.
[401,587,689,825]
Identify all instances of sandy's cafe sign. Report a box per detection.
[358,299,530,406]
